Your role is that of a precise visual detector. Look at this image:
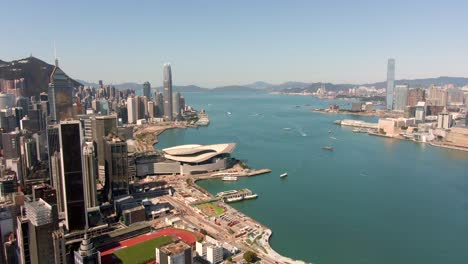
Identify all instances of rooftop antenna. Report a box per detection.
[54,40,58,67]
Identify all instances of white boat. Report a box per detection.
[222,176,238,181]
[225,196,243,203]
[283,127,292,130]
[280,173,288,178]
[244,194,258,200]
[227,112,232,115]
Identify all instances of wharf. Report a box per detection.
[240,168,272,177]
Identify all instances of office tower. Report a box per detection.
[180,96,185,112]
[127,97,137,124]
[156,240,193,264]
[407,88,425,107]
[143,81,151,100]
[52,229,66,264]
[92,115,117,165]
[386,59,395,110]
[77,114,94,142]
[99,99,109,115]
[137,96,147,120]
[0,174,17,200]
[394,84,409,111]
[163,63,173,120]
[24,138,38,169]
[117,105,128,124]
[2,131,20,159]
[74,233,101,264]
[16,96,29,116]
[32,184,57,205]
[148,101,155,118]
[98,80,103,88]
[58,121,86,231]
[415,102,426,123]
[91,115,117,186]
[155,90,164,117]
[173,92,181,119]
[22,199,59,264]
[103,135,128,200]
[48,59,74,122]
[83,143,98,208]
[0,93,16,110]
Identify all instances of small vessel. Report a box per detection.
[227,112,232,115]
[280,173,288,178]
[330,136,337,140]
[283,127,292,131]
[222,176,238,181]
[323,146,333,151]
[244,194,258,200]
[353,128,360,133]
[225,197,243,203]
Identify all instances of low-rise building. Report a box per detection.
[156,240,193,264]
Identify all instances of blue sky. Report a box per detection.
[1,0,467,87]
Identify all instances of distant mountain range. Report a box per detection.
[2,56,468,97]
[0,56,82,97]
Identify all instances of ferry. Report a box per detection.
[225,197,243,203]
[222,176,238,181]
[244,194,258,200]
[323,146,333,151]
[280,173,288,178]
[216,190,238,197]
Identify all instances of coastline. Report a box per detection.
[192,177,309,264]
[154,126,309,263]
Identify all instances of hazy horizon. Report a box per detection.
[2,0,467,87]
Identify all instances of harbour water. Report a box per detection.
[155,92,468,264]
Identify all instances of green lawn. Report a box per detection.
[113,236,173,264]
[196,202,225,216]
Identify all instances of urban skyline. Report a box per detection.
[1,1,468,86]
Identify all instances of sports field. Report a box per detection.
[196,202,225,216]
[113,236,172,264]
[100,228,201,264]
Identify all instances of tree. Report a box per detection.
[243,251,257,263]
[200,229,208,235]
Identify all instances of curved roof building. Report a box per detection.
[162,143,236,164]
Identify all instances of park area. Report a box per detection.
[196,202,225,217]
[100,228,202,264]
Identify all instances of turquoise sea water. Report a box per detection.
[156,92,468,264]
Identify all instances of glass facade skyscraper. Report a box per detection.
[394,84,409,111]
[163,63,173,120]
[48,60,74,122]
[386,58,395,110]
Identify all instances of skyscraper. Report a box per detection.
[407,88,425,107]
[143,81,151,100]
[103,134,128,200]
[21,198,59,264]
[48,59,74,122]
[155,90,164,117]
[127,96,137,124]
[386,58,395,111]
[83,142,98,208]
[394,84,409,111]
[74,233,101,264]
[58,121,87,231]
[163,63,173,120]
[173,92,181,119]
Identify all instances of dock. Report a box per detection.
[243,168,272,177]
